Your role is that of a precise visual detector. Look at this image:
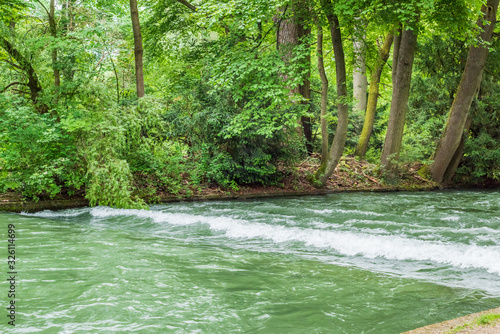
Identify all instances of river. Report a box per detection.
[1,190,499,333]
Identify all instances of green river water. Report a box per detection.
[1,190,500,333]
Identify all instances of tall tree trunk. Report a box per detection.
[299,25,312,154]
[352,22,367,117]
[276,1,313,154]
[49,0,60,87]
[355,33,393,158]
[130,0,145,98]
[317,25,329,164]
[431,0,499,183]
[62,0,76,81]
[380,23,418,170]
[0,37,48,113]
[314,0,348,186]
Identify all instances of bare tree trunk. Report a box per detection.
[314,0,348,186]
[317,25,329,164]
[130,0,145,98]
[49,0,60,87]
[352,22,367,117]
[380,23,418,170]
[431,0,499,183]
[355,33,393,158]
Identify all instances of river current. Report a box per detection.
[1,190,499,333]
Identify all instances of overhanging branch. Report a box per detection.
[177,0,196,12]
[1,82,28,93]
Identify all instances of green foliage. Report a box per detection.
[165,83,301,188]
[2,0,500,207]
[122,97,186,195]
[0,96,82,200]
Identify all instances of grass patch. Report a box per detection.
[447,313,500,333]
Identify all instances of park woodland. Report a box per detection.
[1,0,499,208]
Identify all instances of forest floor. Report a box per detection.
[150,154,438,201]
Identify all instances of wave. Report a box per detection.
[307,208,384,216]
[90,207,500,275]
[22,208,90,218]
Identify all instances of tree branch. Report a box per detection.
[177,0,196,12]
[34,0,50,17]
[1,82,28,93]
[2,58,22,70]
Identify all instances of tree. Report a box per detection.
[49,0,60,87]
[354,32,393,158]
[276,0,313,154]
[352,21,367,118]
[313,0,348,186]
[431,0,499,183]
[0,36,48,113]
[380,20,419,171]
[317,24,329,163]
[129,0,144,98]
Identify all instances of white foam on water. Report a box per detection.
[23,208,90,218]
[308,208,384,216]
[441,216,460,222]
[90,207,500,275]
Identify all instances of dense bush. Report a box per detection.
[0,96,83,200]
[164,84,302,189]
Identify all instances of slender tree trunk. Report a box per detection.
[314,0,348,186]
[110,57,120,104]
[62,0,76,81]
[130,0,145,98]
[355,33,393,158]
[299,23,312,154]
[352,22,367,116]
[431,0,499,183]
[49,0,60,87]
[317,25,329,164]
[380,23,418,170]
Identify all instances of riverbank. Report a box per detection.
[2,155,498,213]
[1,156,443,213]
[1,167,499,332]
[403,307,500,333]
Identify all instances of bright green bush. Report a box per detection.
[0,97,83,200]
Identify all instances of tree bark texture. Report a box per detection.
[355,33,393,158]
[431,0,499,183]
[380,25,418,169]
[130,0,145,98]
[276,1,313,154]
[443,117,472,183]
[391,26,402,89]
[352,25,367,116]
[314,0,348,186]
[317,25,329,164]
